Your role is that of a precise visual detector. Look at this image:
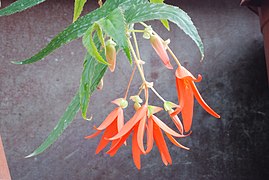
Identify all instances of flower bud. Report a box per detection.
[150,34,173,69]
[105,39,117,72]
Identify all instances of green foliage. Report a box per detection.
[4,0,205,156]
[0,0,45,16]
[73,0,88,22]
[79,51,107,119]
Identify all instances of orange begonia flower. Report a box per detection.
[84,98,126,154]
[150,34,173,69]
[171,66,220,132]
[107,105,188,169]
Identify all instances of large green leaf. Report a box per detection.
[12,0,148,65]
[79,53,107,119]
[73,0,87,22]
[25,91,80,158]
[0,0,45,16]
[125,3,204,59]
[98,8,131,63]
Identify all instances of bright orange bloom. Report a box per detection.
[172,66,220,132]
[107,105,188,169]
[106,105,148,169]
[150,34,173,69]
[147,115,189,166]
[84,98,126,154]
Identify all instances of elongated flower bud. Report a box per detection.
[105,39,117,72]
[150,34,173,69]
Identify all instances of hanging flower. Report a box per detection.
[171,66,220,132]
[150,34,173,69]
[106,104,148,169]
[107,105,188,169]
[84,98,127,154]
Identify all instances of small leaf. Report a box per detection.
[26,91,80,158]
[125,3,204,59]
[161,19,170,31]
[79,52,107,119]
[73,0,87,22]
[83,23,109,65]
[150,0,170,31]
[0,0,45,16]
[98,8,132,63]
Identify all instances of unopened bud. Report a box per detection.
[105,39,117,72]
[150,34,173,69]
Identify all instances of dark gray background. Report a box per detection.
[1,0,269,179]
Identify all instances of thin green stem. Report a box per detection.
[127,38,146,83]
[128,30,145,33]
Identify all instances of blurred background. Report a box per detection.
[0,0,269,179]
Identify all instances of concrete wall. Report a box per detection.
[0,0,268,179]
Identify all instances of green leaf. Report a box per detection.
[125,3,204,59]
[12,0,147,65]
[98,8,131,63]
[0,0,45,16]
[73,0,87,22]
[79,53,107,119]
[25,91,80,158]
[83,24,109,65]
[150,0,170,31]
[160,19,170,31]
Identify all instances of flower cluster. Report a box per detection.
[85,23,220,169]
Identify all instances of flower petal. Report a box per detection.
[181,81,194,132]
[153,122,172,165]
[106,130,132,156]
[145,117,154,154]
[175,66,201,82]
[96,108,120,131]
[109,105,147,140]
[137,116,147,154]
[132,125,142,170]
[84,130,102,139]
[152,115,186,138]
[165,132,190,151]
[169,114,184,134]
[190,81,220,118]
[95,120,118,154]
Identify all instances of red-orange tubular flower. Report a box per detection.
[84,98,127,154]
[107,105,188,169]
[150,34,173,70]
[172,66,220,132]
